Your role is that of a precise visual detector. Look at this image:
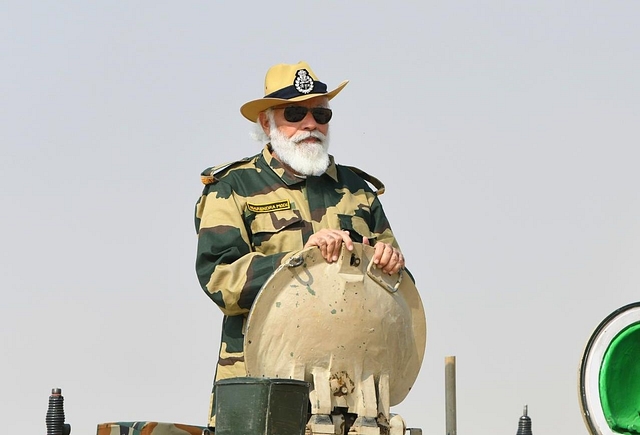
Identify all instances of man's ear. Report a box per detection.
[258,112,270,135]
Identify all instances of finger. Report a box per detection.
[378,244,395,270]
[312,235,329,260]
[324,230,353,261]
[325,233,342,261]
[383,250,403,274]
[372,242,386,265]
[340,230,355,251]
[396,252,405,270]
[314,230,341,262]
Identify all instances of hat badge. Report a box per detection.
[294,69,314,94]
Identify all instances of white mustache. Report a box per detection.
[292,130,326,144]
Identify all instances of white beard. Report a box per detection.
[269,120,331,177]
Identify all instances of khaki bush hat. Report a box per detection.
[240,61,349,122]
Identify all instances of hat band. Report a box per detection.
[264,81,328,100]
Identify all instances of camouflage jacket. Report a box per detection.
[194,145,400,423]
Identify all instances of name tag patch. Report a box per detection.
[247,199,291,213]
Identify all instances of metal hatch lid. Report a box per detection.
[244,242,427,407]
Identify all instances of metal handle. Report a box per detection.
[366,257,403,293]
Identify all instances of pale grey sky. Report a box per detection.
[2,2,639,434]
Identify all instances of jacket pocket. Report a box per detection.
[249,209,304,254]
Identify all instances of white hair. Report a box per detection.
[250,108,273,143]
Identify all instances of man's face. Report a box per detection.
[259,96,331,176]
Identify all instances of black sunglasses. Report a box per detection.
[278,106,333,124]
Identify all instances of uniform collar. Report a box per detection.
[261,145,338,185]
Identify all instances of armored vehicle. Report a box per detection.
[47,243,427,435]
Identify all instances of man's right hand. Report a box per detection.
[303,229,354,263]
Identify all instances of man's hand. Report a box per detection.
[304,229,354,263]
[304,230,404,274]
[363,237,405,275]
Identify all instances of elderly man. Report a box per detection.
[194,61,405,428]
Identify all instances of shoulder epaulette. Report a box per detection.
[200,157,252,185]
[344,165,386,195]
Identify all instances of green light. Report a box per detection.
[599,322,640,434]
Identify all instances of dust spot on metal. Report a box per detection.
[331,309,337,314]
[276,302,281,308]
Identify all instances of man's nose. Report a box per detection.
[299,111,318,130]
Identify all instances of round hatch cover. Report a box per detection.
[244,243,427,407]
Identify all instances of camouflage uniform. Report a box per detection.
[194,145,401,427]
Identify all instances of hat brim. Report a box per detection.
[240,80,349,122]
